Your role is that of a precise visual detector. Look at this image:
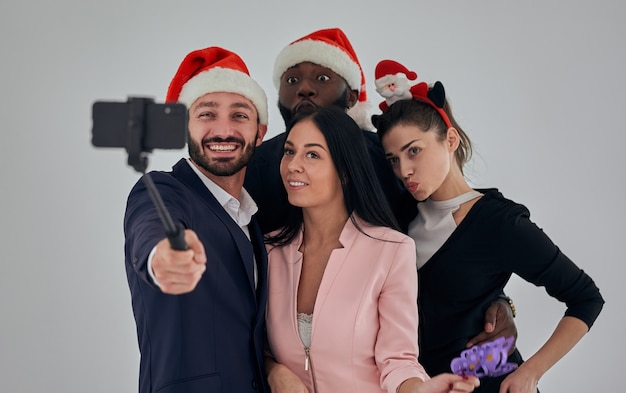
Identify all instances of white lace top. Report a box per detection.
[297,312,313,348]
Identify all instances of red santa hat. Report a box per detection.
[273,28,372,129]
[374,59,418,82]
[166,46,268,125]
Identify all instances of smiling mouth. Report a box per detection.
[206,143,238,152]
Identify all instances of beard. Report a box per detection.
[278,93,350,127]
[188,134,257,176]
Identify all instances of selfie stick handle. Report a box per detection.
[142,172,189,251]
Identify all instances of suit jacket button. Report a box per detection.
[252,379,259,389]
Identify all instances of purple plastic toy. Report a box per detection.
[450,336,518,378]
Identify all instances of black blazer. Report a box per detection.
[124,159,268,393]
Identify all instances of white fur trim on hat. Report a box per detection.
[179,67,268,125]
[348,100,374,131]
[273,39,361,92]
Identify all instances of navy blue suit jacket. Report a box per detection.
[124,159,268,393]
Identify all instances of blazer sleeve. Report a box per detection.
[124,172,189,286]
[376,237,430,392]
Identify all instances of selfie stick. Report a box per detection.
[140,171,188,250]
[126,97,188,251]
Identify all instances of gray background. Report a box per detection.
[1,1,622,391]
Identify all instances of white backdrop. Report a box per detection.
[1,1,623,391]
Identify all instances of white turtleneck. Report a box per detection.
[408,190,482,269]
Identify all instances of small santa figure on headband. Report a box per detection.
[374,60,418,111]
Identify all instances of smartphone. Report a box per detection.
[91,98,187,151]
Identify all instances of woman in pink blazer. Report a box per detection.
[263,107,479,393]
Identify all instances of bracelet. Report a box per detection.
[498,295,517,318]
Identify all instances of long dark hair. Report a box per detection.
[265,106,400,246]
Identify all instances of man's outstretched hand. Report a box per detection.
[152,229,207,294]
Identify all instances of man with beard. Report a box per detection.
[124,46,269,393]
[243,27,519,362]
